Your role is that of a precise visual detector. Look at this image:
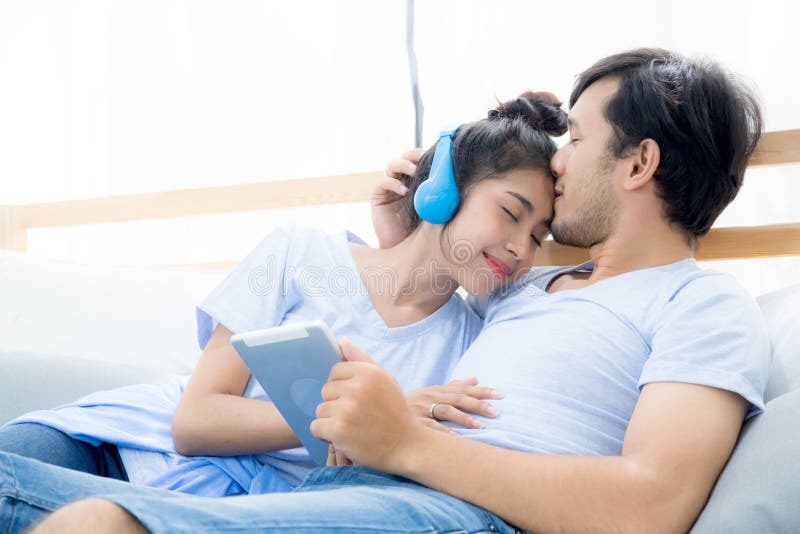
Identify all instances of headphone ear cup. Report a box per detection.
[414,129,461,224]
[414,178,460,224]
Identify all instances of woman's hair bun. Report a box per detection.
[489,91,568,136]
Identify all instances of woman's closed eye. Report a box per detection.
[502,206,519,223]
[504,206,543,247]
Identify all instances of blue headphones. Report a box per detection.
[413,127,461,224]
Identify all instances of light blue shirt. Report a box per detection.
[193,225,482,486]
[452,259,770,456]
[9,226,482,494]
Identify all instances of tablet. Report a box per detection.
[230,320,342,465]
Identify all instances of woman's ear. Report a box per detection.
[624,138,660,191]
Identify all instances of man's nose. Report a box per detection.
[551,148,566,178]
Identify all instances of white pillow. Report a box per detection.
[757,283,800,401]
[0,250,225,374]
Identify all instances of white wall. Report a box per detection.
[0,0,797,295]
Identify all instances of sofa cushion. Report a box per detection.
[0,349,169,425]
[758,283,800,402]
[691,387,800,532]
[0,250,224,375]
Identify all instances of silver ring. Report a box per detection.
[428,402,440,420]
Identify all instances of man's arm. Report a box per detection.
[400,381,746,534]
[371,149,422,248]
[312,341,748,534]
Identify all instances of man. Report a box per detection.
[1,48,768,533]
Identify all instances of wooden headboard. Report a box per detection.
[1,129,798,269]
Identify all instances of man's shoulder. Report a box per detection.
[667,265,754,306]
[651,265,765,338]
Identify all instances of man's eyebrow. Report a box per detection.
[505,191,533,214]
[567,117,579,131]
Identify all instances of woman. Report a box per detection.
[0,91,566,497]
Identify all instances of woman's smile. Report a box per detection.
[483,251,512,278]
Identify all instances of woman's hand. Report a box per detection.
[406,378,503,434]
[371,148,424,249]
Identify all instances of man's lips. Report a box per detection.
[554,187,564,202]
[483,252,512,277]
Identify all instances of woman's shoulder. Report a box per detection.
[251,225,357,258]
[265,225,368,248]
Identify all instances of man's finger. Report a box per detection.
[335,448,351,466]
[380,176,409,196]
[385,159,417,179]
[400,147,425,163]
[319,381,343,403]
[339,338,376,364]
[310,416,332,442]
[328,361,372,381]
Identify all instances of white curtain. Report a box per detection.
[0,0,797,294]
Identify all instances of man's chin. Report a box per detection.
[551,225,592,250]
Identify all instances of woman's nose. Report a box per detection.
[508,235,532,261]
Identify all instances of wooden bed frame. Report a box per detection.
[1,129,798,268]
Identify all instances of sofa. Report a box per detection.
[1,250,797,532]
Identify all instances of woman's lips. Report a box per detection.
[483,252,512,277]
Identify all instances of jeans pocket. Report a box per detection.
[479,509,528,534]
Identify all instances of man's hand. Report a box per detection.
[326,445,352,467]
[406,378,503,433]
[310,338,423,473]
[371,148,424,249]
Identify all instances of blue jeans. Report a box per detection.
[0,422,127,481]
[0,451,523,534]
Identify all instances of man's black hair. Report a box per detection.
[570,48,763,237]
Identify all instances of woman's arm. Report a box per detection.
[172,325,499,457]
[313,340,747,534]
[171,324,301,456]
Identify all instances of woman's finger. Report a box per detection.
[440,383,503,400]
[462,385,504,400]
[418,416,458,435]
[444,393,500,418]
[446,377,479,387]
[432,404,484,429]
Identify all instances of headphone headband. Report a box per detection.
[413,126,462,224]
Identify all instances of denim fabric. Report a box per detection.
[0,423,127,481]
[0,452,523,534]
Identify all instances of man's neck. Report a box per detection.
[551,217,693,292]
[587,226,692,283]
